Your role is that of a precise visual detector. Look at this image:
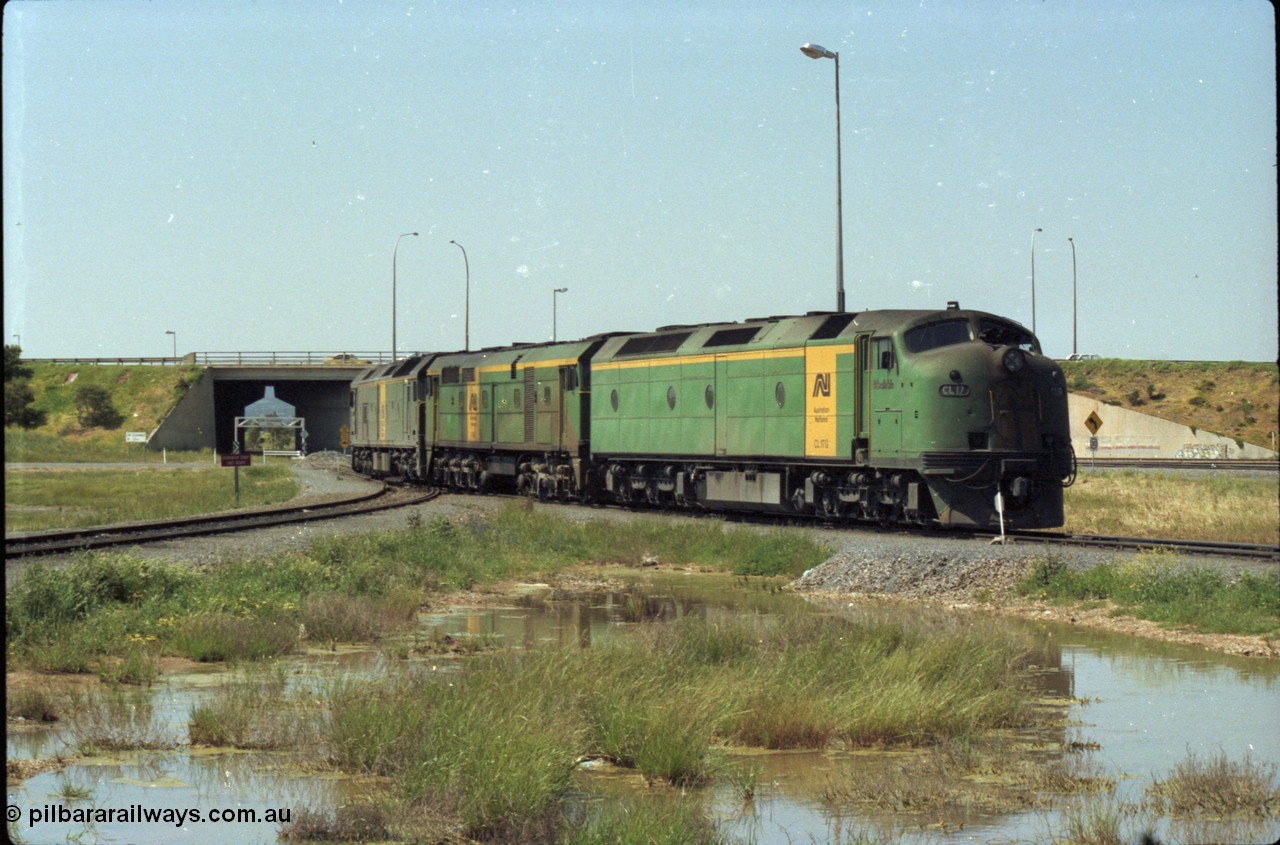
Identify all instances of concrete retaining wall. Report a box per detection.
[1068,394,1277,460]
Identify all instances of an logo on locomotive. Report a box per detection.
[812,372,832,397]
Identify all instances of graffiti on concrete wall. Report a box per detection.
[1175,443,1231,460]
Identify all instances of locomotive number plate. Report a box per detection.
[939,384,971,397]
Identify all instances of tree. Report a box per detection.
[3,346,42,428]
[74,385,124,429]
[4,377,44,428]
[4,344,32,382]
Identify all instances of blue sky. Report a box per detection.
[4,0,1276,361]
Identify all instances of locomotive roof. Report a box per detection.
[589,306,1027,363]
[423,337,604,374]
[351,306,1034,385]
[351,353,435,385]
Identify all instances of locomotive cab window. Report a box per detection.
[978,319,1038,352]
[904,319,972,353]
[873,338,896,370]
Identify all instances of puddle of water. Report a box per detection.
[7,571,1279,844]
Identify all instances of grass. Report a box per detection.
[14,497,1267,842]
[3,504,829,674]
[5,428,214,464]
[6,687,60,722]
[1047,749,1280,845]
[1145,750,1279,819]
[1019,550,1280,637]
[558,795,731,845]
[65,688,179,754]
[5,464,299,532]
[188,667,301,748]
[5,362,204,459]
[1062,470,1278,546]
[319,611,1048,839]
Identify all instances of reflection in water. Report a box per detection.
[7,571,1278,844]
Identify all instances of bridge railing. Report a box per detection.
[23,352,414,366]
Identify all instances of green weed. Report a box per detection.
[1018,550,1280,636]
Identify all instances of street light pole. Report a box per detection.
[1068,236,1078,357]
[165,330,176,361]
[801,42,845,313]
[392,231,419,359]
[449,240,470,351]
[552,287,568,341]
[1030,227,1043,336]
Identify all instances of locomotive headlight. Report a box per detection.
[1001,348,1026,374]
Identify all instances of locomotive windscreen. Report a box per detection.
[903,319,972,353]
[977,319,1037,352]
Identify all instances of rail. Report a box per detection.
[1079,457,1278,472]
[5,485,438,559]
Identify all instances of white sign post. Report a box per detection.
[125,431,147,462]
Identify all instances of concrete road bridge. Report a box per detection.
[32,352,414,455]
[154,352,410,454]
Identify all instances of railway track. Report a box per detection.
[6,477,1273,564]
[1079,457,1278,472]
[4,485,439,560]
[995,529,1280,561]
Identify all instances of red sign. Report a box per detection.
[220,453,251,467]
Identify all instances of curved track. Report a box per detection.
[4,485,438,559]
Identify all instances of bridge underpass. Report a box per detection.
[149,364,368,454]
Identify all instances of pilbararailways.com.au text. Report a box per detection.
[11,803,292,828]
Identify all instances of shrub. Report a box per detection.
[74,384,124,429]
[172,613,298,661]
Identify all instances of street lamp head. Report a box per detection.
[1034,227,1043,233]
[801,43,836,60]
[554,287,568,293]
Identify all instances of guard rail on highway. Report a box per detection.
[22,352,422,366]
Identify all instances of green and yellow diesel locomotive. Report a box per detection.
[349,303,1075,529]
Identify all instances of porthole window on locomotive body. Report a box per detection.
[705,385,714,409]
[667,386,676,410]
[610,389,619,412]
[775,381,786,408]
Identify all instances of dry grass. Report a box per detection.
[1144,750,1279,819]
[1063,470,1278,545]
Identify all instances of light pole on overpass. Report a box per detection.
[1068,236,1078,357]
[392,231,419,359]
[1030,227,1042,337]
[552,287,568,341]
[449,240,471,352]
